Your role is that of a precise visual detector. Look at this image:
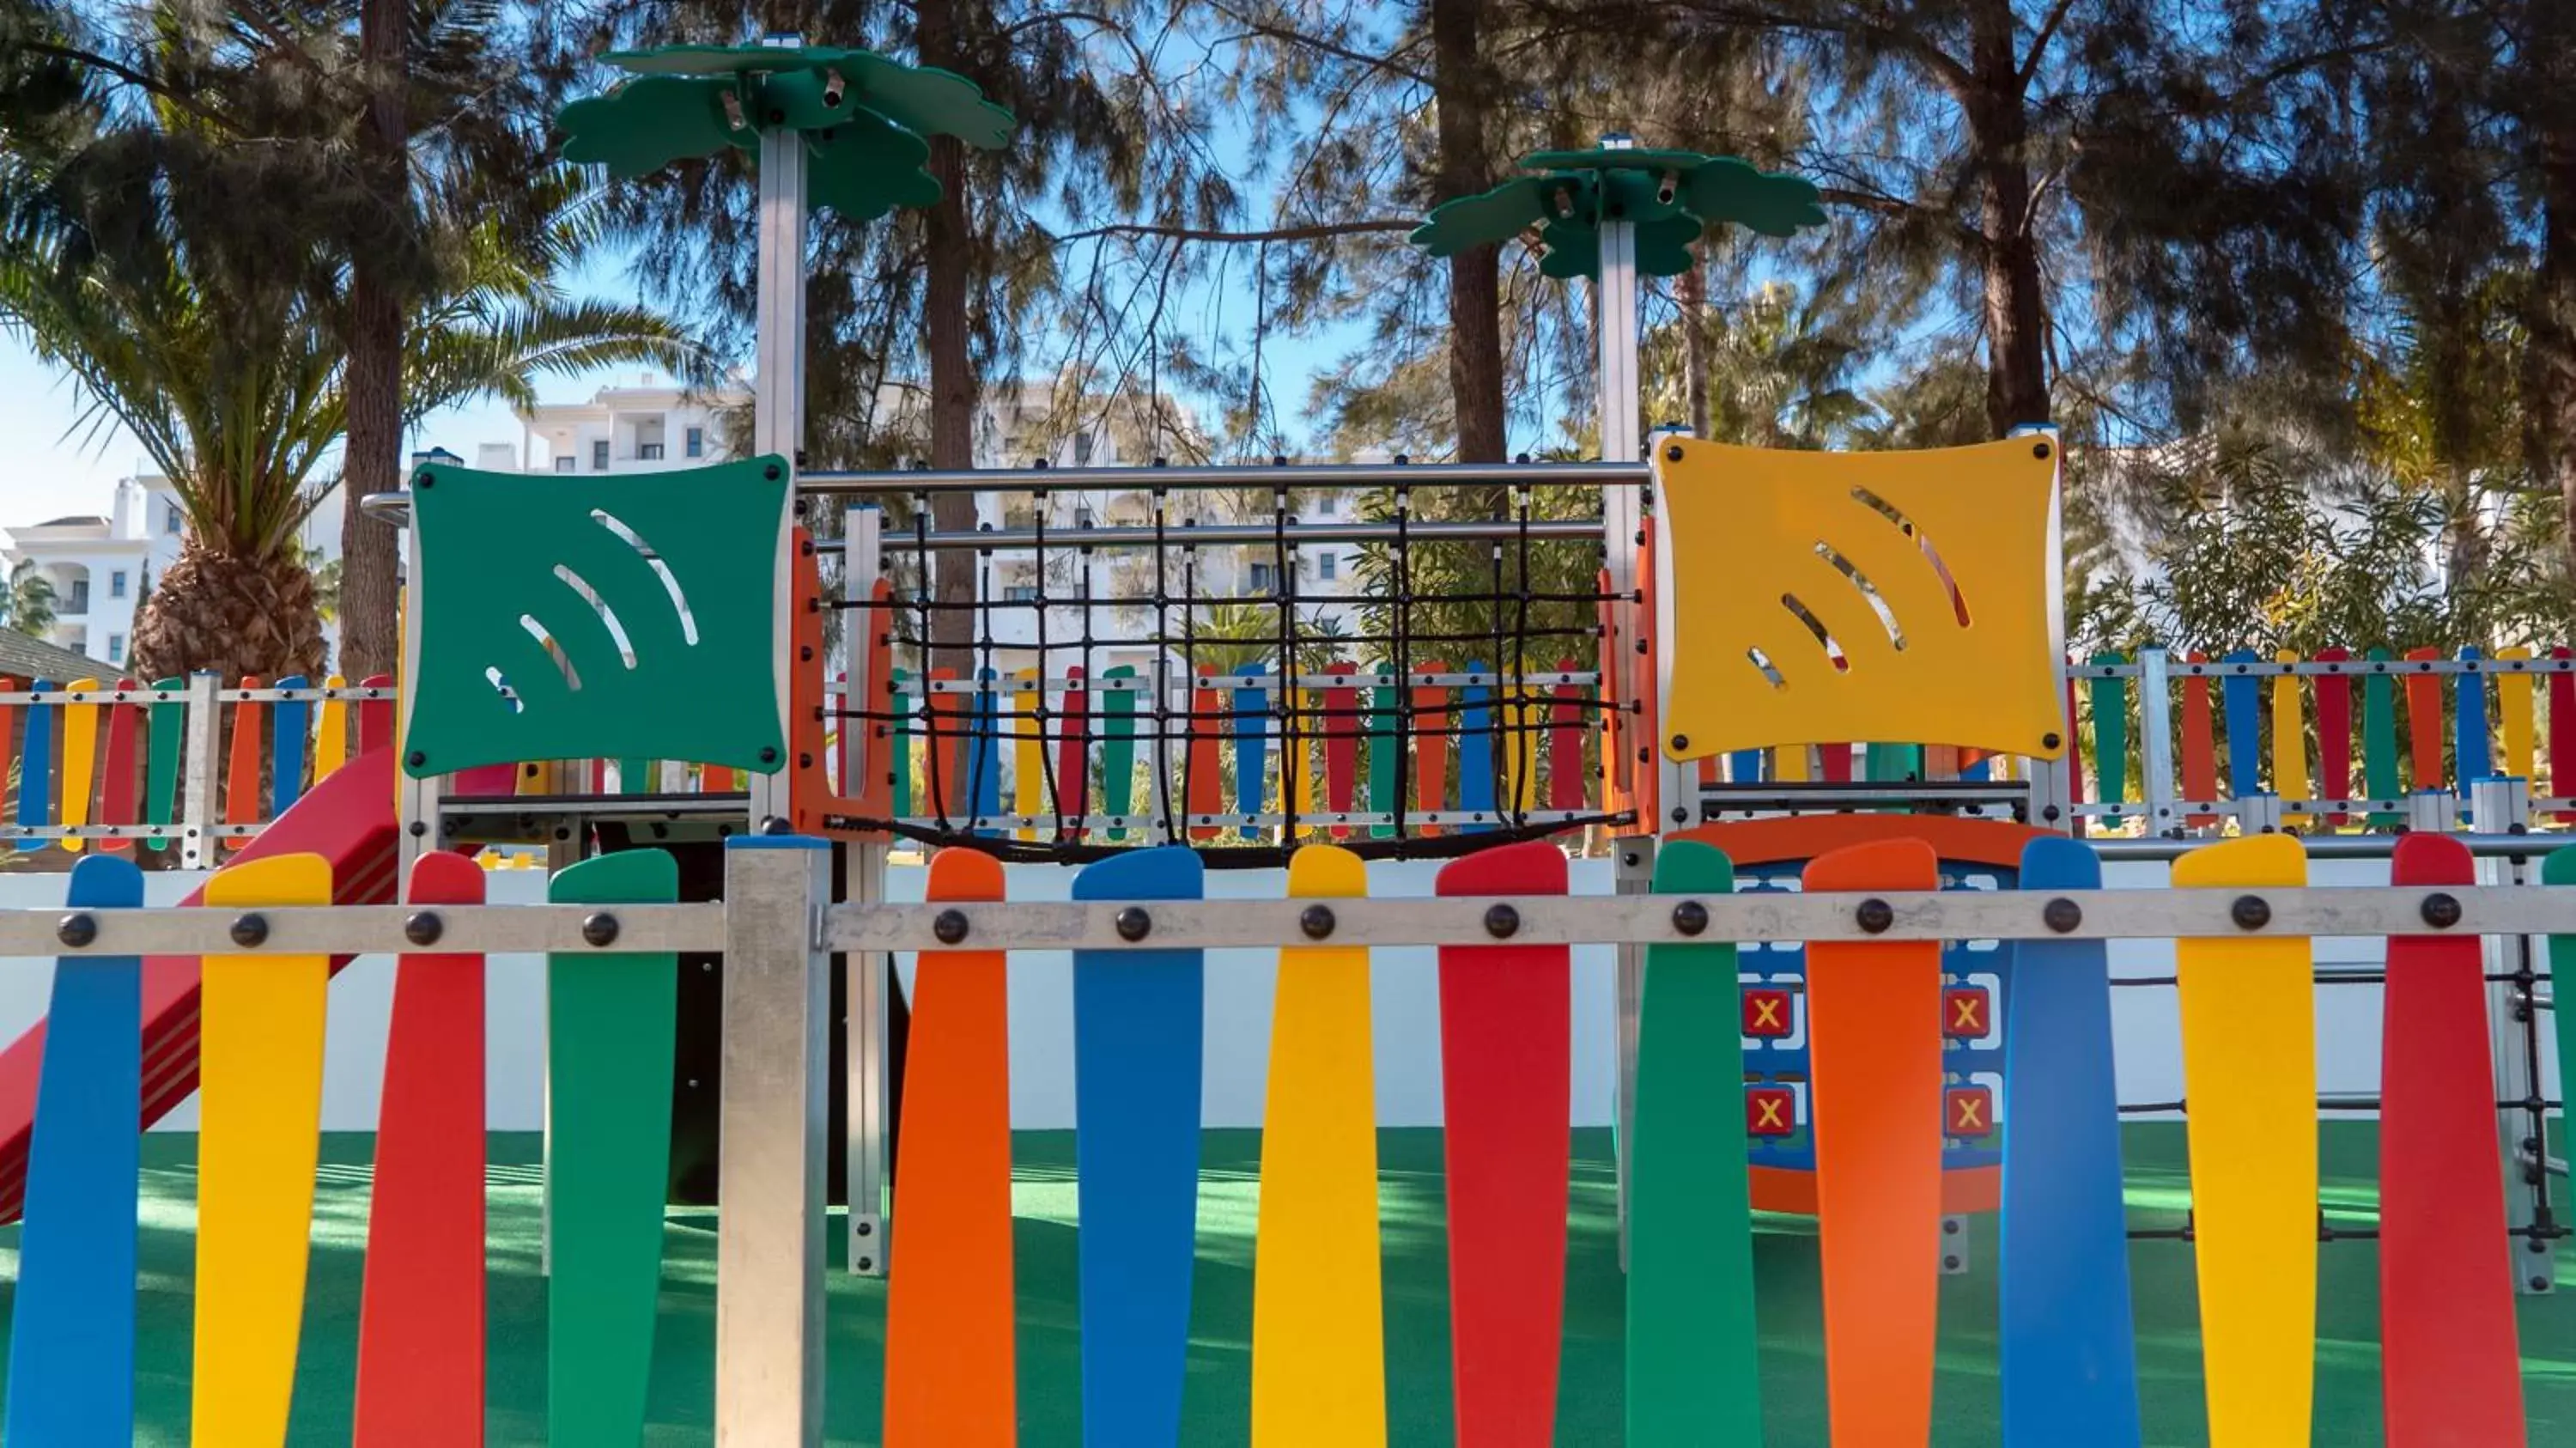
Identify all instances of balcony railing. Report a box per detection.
[637,443,667,460]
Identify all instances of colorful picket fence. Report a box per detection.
[855,660,1604,842]
[0,675,392,856]
[2068,648,2576,826]
[0,826,2551,1442]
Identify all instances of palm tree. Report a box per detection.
[0,560,58,639]
[3,125,694,680]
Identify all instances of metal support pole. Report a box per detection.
[1613,836,1653,1270]
[748,35,810,838]
[717,836,833,1443]
[845,840,891,1276]
[2138,647,2179,836]
[2470,777,2555,1295]
[179,672,222,871]
[1597,134,1652,1265]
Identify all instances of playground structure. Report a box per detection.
[0,38,2564,1448]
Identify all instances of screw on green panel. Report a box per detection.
[1411,145,1823,279]
[2364,648,2401,827]
[554,43,1015,221]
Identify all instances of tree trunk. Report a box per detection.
[1679,252,1713,440]
[1430,0,1507,462]
[920,0,979,678]
[337,0,407,683]
[1965,0,2049,438]
[2527,15,2576,583]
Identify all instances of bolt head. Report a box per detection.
[1669,733,1689,751]
[404,911,444,947]
[2230,894,2272,930]
[1115,906,1153,942]
[2041,732,2063,751]
[1483,903,1521,939]
[580,912,621,948]
[759,746,779,764]
[932,909,970,946]
[1298,904,1336,940]
[2419,891,2463,929]
[1665,444,1686,462]
[229,913,270,948]
[2042,897,2082,934]
[1856,898,1894,934]
[1671,899,1709,937]
[406,750,427,768]
[56,913,97,949]
[2032,441,2052,459]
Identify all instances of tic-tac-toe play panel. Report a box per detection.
[1676,814,2044,1214]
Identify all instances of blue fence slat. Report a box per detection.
[2220,649,2263,799]
[270,674,310,816]
[1457,660,1496,831]
[1233,665,1268,841]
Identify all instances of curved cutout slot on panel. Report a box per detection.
[553,566,639,667]
[1847,488,1973,627]
[589,509,701,645]
[516,617,586,691]
[483,666,525,715]
[1778,595,1850,673]
[1747,648,1787,690]
[1814,542,1906,649]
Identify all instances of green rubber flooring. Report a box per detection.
[0,1123,2568,1444]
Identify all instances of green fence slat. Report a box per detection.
[1368,682,1399,837]
[1628,840,1762,1445]
[1101,665,1138,840]
[143,678,184,849]
[888,666,913,822]
[2365,648,2401,827]
[546,849,678,1447]
[2088,653,2129,818]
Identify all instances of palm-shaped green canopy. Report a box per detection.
[555,44,1016,221]
[1411,145,1825,279]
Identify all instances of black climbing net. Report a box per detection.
[821,468,1637,865]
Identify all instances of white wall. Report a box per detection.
[0,854,2554,1132]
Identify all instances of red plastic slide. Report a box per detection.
[0,746,404,1222]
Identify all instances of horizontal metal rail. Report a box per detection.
[821,516,1607,554]
[0,824,262,841]
[2070,656,2574,678]
[798,460,1650,495]
[823,885,2576,952]
[884,669,1601,694]
[0,686,392,706]
[2084,832,2574,861]
[0,884,2566,958]
[889,808,1599,832]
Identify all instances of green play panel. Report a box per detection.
[0,1125,2566,1444]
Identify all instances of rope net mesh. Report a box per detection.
[823,476,1631,864]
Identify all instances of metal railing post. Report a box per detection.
[717,834,833,1443]
[2470,777,2556,1295]
[179,672,222,870]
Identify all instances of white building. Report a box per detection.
[1,473,348,673]
[505,376,1370,678]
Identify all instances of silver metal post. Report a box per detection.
[845,840,890,1276]
[2470,778,2555,1295]
[717,836,833,1443]
[178,672,222,871]
[2138,647,2178,836]
[1598,135,1654,1265]
[747,40,810,838]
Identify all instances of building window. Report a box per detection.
[592,440,611,471]
[638,441,665,460]
[1249,563,1278,596]
[1073,430,1096,466]
[555,457,576,474]
[1004,583,1042,602]
[110,570,128,599]
[164,502,183,534]
[106,633,125,665]
[1317,551,1338,581]
[67,580,88,613]
[1074,504,1096,528]
[686,427,705,459]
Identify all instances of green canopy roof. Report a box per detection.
[556,43,1016,221]
[1411,144,1825,279]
